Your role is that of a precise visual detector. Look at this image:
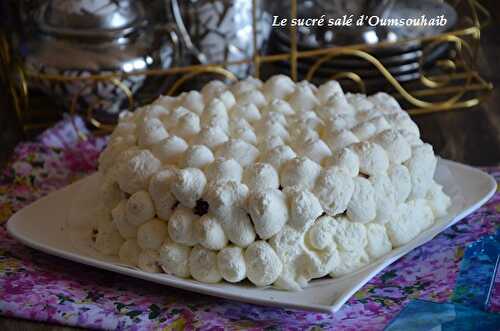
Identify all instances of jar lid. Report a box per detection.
[36,0,147,40]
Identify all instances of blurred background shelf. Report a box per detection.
[0,0,499,169]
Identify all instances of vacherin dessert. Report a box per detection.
[93,75,451,290]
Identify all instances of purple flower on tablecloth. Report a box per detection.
[61,139,105,173]
[11,161,33,177]
[38,116,90,149]
[0,115,499,330]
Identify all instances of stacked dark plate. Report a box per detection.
[265,0,458,92]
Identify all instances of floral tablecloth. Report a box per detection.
[0,116,499,330]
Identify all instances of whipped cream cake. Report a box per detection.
[93,75,451,290]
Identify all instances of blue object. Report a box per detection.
[385,300,500,331]
[452,230,500,310]
[386,231,500,331]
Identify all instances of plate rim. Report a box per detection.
[5,159,497,313]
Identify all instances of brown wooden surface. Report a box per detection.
[0,3,499,331]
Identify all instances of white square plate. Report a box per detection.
[6,159,497,313]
